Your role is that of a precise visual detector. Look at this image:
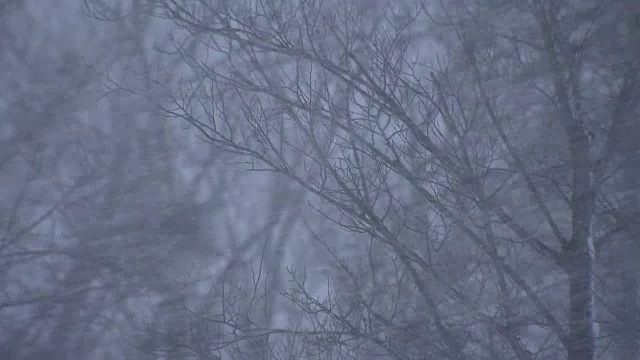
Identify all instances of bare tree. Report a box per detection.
[134,0,640,359]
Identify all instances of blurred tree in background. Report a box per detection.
[1,0,638,359]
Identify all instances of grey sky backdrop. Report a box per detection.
[1,1,639,359]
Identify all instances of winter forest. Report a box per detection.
[1,0,639,359]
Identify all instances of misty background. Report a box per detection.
[0,0,639,359]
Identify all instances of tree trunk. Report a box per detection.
[564,120,597,360]
[566,248,596,360]
[614,269,639,360]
